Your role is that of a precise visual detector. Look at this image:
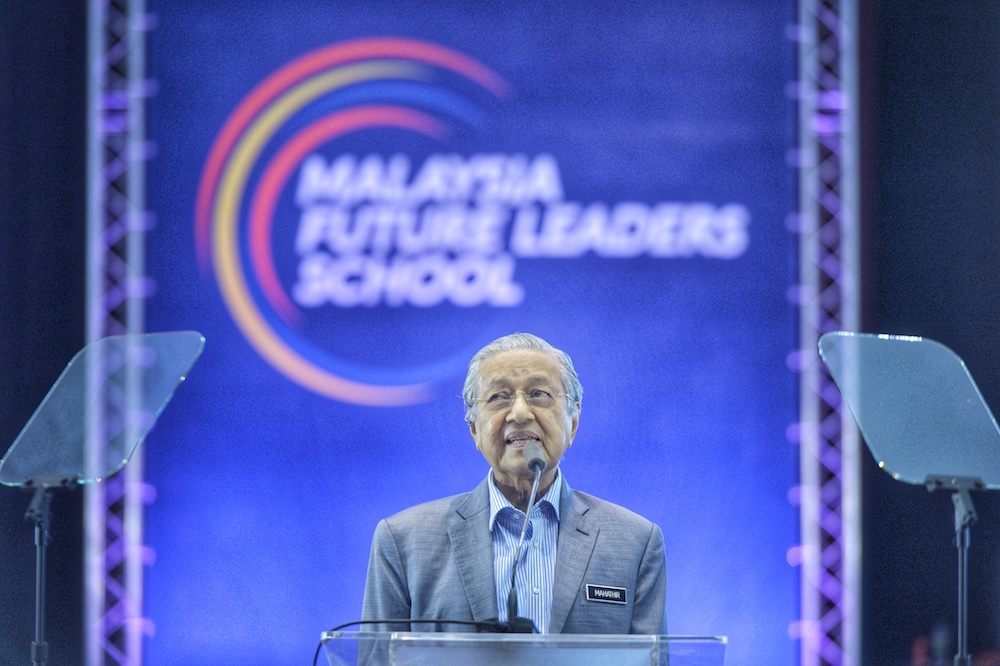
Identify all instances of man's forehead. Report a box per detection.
[479,349,561,384]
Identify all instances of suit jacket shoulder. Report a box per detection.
[381,486,482,537]
[564,487,658,530]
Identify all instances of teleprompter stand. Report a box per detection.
[820,332,1000,666]
[924,474,983,666]
[0,331,205,666]
[22,474,78,666]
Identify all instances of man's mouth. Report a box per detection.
[505,433,540,446]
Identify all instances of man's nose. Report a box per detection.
[506,391,535,421]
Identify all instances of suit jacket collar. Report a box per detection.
[447,478,497,622]
[550,481,597,633]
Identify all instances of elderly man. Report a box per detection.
[361,332,666,634]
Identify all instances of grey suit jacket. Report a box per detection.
[361,475,666,634]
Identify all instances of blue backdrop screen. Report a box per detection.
[145,2,798,664]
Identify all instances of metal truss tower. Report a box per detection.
[794,0,861,665]
[85,0,152,663]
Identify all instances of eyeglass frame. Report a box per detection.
[475,387,568,414]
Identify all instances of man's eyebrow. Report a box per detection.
[484,375,556,388]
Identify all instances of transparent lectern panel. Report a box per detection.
[0,331,205,487]
[818,332,1000,488]
[321,632,727,666]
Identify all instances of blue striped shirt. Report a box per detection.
[487,470,562,634]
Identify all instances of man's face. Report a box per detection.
[469,349,580,486]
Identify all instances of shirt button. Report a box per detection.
[533,541,539,549]
[533,587,540,594]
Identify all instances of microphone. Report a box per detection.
[505,442,547,633]
[522,441,547,474]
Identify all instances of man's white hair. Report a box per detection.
[462,332,583,425]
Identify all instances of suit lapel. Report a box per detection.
[549,484,597,633]
[447,478,498,622]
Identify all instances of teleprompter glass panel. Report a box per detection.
[0,331,205,487]
[818,332,1000,488]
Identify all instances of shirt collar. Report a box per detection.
[487,468,562,532]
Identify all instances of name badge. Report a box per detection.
[585,584,628,605]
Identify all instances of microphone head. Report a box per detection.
[522,441,547,473]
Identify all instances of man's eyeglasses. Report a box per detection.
[478,388,564,413]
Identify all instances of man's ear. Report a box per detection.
[569,402,581,443]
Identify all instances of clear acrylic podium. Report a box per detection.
[321,632,727,666]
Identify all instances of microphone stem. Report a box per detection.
[508,466,543,622]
